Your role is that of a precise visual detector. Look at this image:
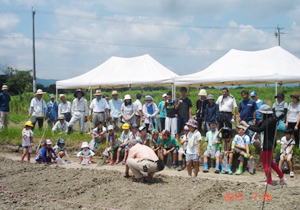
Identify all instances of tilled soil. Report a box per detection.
[0,156,299,210]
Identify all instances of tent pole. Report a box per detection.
[56,88,58,102]
[89,88,92,131]
[275,82,278,95]
[279,83,282,93]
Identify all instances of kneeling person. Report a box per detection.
[160,130,179,168]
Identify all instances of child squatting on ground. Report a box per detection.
[21,121,34,162]
[279,128,295,178]
[185,119,202,177]
[202,120,221,173]
[77,142,95,164]
[35,139,56,164]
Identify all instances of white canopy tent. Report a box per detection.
[56,54,178,89]
[175,46,300,89]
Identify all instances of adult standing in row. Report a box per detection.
[272,93,288,121]
[196,89,208,133]
[121,94,136,125]
[216,87,237,130]
[158,93,167,132]
[133,93,143,126]
[143,95,159,132]
[58,94,72,122]
[90,90,109,128]
[163,92,177,137]
[203,94,219,131]
[68,89,88,133]
[28,89,47,130]
[175,87,192,142]
[286,92,300,148]
[0,85,11,130]
[46,94,59,128]
[109,90,123,132]
[238,90,257,138]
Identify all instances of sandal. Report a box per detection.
[290,171,294,178]
[122,160,126,165]
[108,160,114,165]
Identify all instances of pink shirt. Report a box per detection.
[127,143,159,161]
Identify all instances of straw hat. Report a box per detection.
[35,89,46,95]
[290,92,299,101]
[94,90,102,96]
[59,94,66,99]
[111,90,118,96]
[57,114,65,120]
[74,89,85,97]
[1,85,8,90]
[198,89,207,96]
[81,142,89,148]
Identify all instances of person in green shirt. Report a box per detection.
[202,120,222,173]
[160,129,179,168]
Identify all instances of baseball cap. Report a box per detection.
[250,91,257,97]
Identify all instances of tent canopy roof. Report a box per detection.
[175,46,300,87]
[56,54,178,89]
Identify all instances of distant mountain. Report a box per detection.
[36,78,57,87]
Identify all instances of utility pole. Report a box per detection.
[274,25,284,46]
[32,8,36,93]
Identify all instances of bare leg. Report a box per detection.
[116,148,121,161]
[193,161,199,177]
[287,158,293,171]
[219,155,223,164]
[187,162,192,176]
[278,157,284,171]
[21,148,27,160]
[228,153,233,165]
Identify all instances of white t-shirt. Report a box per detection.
[288,103,300,123]
[216,95,237,112]
[280,136,295,154]
[233,134,250,148]
[186,130,201,155]
[133,99,143,116]
[272,100,288,118]
[180,134,188,149]
[90,98,109,112]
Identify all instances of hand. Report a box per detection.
[175,114,178,118]
[295,125,298,131]
[238,117,241,123]
[284,155,287,160]
[285,123,288,128]
[141,117,144,122]
[202,121,205,125]
[197,153,201,158]
[252,120,256,125]
[84,116,88,122]
[27,114,31,119]
[247,153,250,158]
[232,115,236,120]
[150,115,154,119]
[177,100,181,105]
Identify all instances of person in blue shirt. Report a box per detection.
[203,94,220,131]
[0,85,11,130]
[35,139,56,164]
[250,91,264,124]
[238,90,258,138]
[158,93,167,132]
[46,94,59,128]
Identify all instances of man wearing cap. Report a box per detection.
[238,90,258,138]
[68,89,88,133]
[108,90,123,131]
[58,94,72,122]
[0,85,11,130]
[250,91,264,124]
[272,93,288,121]
[28,89,47,129]
[216,87,237,130]
[125,139,161,183]
[158,93,167,132]
[196,89,208,133]
[46,94,59,127]
[175,87,193,142]
[90,90,109,128]
[52,114,69,134]
[133,93,143,126]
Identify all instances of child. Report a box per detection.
[151,129,161,157]
[160,129,179,168]
[279,128,295,177]
[116,123,131,164]
[177,125,189,171]
[218,127,234,175]
[90,122,107,149]
[53,138,66,159]
[185,120,202,177]
[139,126,150,146]
[77,142,95,164]
[233,125,253,175]
[202,120,222,173]
[21,121,34,162]
[106,125,118,165]
[129,124,140,140]
[35,139,56,164]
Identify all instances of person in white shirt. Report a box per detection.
[58,94,72,122]
[52,114,69,135]
[133,93,143,126]
[68,89,88,133]
[90,90,109,128]
[216,87,237,130]
[27,89,47,130]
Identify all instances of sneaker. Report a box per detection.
[203,168,209,173]
[173,163,177,168]
[122,160,126,165]
[214,168,220,173]
[115,160,120,164]
[108,160,114,165]
[177,165,183,171]
[290,171,294,178]
[278,176,287,185]
[221,169,226,174]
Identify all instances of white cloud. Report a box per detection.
[0,13,20,32]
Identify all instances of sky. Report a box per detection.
[0,0,300,80]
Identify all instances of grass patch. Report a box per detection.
[9,114,28,124]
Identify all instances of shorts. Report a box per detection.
[178,147,186,155]
[280,153,293,160]
[234,148,246,162]
[119,145,129,149]
[186,153,200,162]
[203,150,220,157]
[22,146,29,149]
[160,146,179,154]
[234,148,246,154]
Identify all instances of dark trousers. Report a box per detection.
[160,118,165,132]
[196,119,205,134]
[63,112,71,122]
[32,117,44,130]
[288,122,299,148]
[136,115,141,126]
[219,112,232,129]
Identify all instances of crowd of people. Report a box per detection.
[1,84,299,184]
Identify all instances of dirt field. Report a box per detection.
[0,153,299,210]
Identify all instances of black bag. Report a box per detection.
[156,158,165,171]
